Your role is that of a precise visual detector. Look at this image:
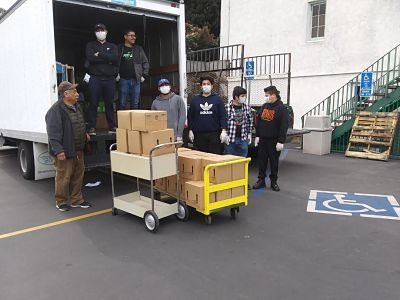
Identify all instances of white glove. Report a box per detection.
[83,73,90,83]
[247,133,252,145]
[115,74,120,82]
[176,136,183,142]
[254,137,260,147]
[276,142,284,152]
[188,130,194,142]
[141,76,145,83]
[220,129,230,145]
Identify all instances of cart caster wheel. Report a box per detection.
[112,208,118,216]
[205,215,212,225]
[176,201,189,221]
[230,207,238,219]
[144,211,159,233]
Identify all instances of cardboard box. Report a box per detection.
[116,128,128,153]
[186,150,215,157]
[127,130,142,155]
[179,181,186,201]
[166,177,189,200]
[224,155,246,180]
[117,110,133,130]
[216,189,232,201]
[96,112,108,130]
[141,129,174,156]
[177,147,192,155]
[154,178,167,192]
[130,110,167,132]
[179,154,203,180]
[232,186,245,198]
[201,156,232,184]
[166,175,177,196]
[185,181,216,210]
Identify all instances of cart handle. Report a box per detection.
[109,143,117,152]
[203,157,251,214]
[203,157,251,172]
[149,141,183,156]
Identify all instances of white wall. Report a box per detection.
[220,0,400,127]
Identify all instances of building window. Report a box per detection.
[310,1,326,39]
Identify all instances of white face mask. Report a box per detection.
[202,85,212,94]
[265,96,271,103]
[160,86,171,94]
[95,31,107,41]
[239,96,247,104]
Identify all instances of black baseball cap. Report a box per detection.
[94,23,107,31]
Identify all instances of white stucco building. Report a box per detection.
[220,0,400,127]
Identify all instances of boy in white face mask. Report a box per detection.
[85,23,118,136]
[224,86,253,157]
[187,76,228,154]
[253,86,288,192]
[151,79,186,142]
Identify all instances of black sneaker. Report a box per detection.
[56,204,70,211]
[108,128,116,134]
[88,128,96,136]
[271,182,280,192]
[253,178,266,189]
[71,201,92,208]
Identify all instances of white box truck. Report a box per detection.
[0,0,187,180]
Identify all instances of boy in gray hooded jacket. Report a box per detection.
[151,79,186,141]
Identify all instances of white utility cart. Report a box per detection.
[109,142,189,233]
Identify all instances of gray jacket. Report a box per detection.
[45,100,85,158]
[151,92,186,138]
[117,44,149,81]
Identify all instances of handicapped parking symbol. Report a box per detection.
[307,190,400,220]
[323,194,386,213]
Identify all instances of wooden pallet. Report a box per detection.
[345,112,399,161]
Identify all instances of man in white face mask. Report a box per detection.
[187,76,228,154]
[253,86,288,191]
[224,86,253,157]
[85,23,118,136]
[151,79,186,142]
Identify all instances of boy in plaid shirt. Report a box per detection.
[224,86,253,157]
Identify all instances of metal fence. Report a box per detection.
[229,53,291,107]
[186,44,244,104]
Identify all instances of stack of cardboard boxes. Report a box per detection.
[155,149,247,210]
[116,110,175,156]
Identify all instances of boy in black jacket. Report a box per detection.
[253,86,288,191]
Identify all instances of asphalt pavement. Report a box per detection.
[0,147,399,300]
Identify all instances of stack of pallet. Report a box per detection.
[155,149,246,210]
[345,111,399,161]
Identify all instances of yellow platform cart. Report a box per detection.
[198,157,251,225]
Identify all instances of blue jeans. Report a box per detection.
[224,139,248,157]
[119,78,141,109]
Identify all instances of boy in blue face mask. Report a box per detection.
[224,86,253,157]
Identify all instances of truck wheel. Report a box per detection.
[18,141,35,180]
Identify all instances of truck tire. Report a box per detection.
[18,141,35,180]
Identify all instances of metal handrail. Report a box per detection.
[301,43,400,127]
